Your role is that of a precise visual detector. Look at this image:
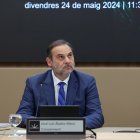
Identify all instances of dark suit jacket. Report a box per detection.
[17,69,104,128]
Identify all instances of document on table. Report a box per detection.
[16,129,26,135]
[0,123,11,130]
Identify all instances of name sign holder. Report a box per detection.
[27,117,85,135]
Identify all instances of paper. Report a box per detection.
[16,129,26,134]
[0,123,11,130]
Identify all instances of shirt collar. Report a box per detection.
[51,70,70,86]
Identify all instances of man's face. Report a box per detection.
[46,44,75,79]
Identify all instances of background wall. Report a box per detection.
[0,67,140,127]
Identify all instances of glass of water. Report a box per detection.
[9,114,22,137]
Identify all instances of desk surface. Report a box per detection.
[0,127,140,140]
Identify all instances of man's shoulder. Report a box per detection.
[71,70,96,86]
[27,69,51,82]
[73,70,95,80]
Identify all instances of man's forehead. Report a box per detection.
[52,45,72,54]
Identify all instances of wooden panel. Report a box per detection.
[0,67,140,127]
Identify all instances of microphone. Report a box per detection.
[35,83,43,117]
[86,128,97,139]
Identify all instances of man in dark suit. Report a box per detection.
[17,39,104,129]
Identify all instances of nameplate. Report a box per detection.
[27,117,85,135]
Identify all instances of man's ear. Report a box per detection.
[46,57,52,67]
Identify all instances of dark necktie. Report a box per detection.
[58,82,65,105]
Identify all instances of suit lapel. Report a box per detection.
[40,70,78,105]
[42,70,55,105]
[66,72,78,105]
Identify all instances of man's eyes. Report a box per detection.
[57,54,73,60]
[58,55,64,60]
[68,53,72,58]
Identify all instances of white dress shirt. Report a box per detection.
[51,70,70,105]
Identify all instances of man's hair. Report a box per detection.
[46,39,73,58]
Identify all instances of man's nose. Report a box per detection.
[65,57,71,63]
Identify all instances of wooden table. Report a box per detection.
[0,127,140,140]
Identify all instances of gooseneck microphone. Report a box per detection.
[35,83,43,117]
